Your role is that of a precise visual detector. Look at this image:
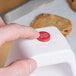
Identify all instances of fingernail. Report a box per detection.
[27,59,37,73]
[29,31,40,39]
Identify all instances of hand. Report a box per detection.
[0,23,39,76]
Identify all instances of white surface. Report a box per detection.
[5,0,76,76]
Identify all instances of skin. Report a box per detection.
[0,18,40,76]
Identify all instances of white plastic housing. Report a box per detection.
[5,27,76,76]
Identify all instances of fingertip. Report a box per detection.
[27,27,40,39]
[29,31,40,39]
[9,58,37,74]
[7,24,40,39]
[35,31,40,39]
[24,59,37,73]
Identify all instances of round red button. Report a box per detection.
[37,31,50,42]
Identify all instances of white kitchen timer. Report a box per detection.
[5,27,76,76]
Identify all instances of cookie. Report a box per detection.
[31,14,72,36]
[68,0,76,11]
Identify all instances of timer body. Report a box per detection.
[5,27,76,76]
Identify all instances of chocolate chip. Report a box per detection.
[64,30,68,32]
[71,0,74,2]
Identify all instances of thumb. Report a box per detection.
[0,59,37,76]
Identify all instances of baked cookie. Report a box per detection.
[31,14,72,36]
[68,0,76,11]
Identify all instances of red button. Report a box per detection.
[37,31,50,42]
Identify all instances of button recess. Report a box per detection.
[37,31,50,42]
